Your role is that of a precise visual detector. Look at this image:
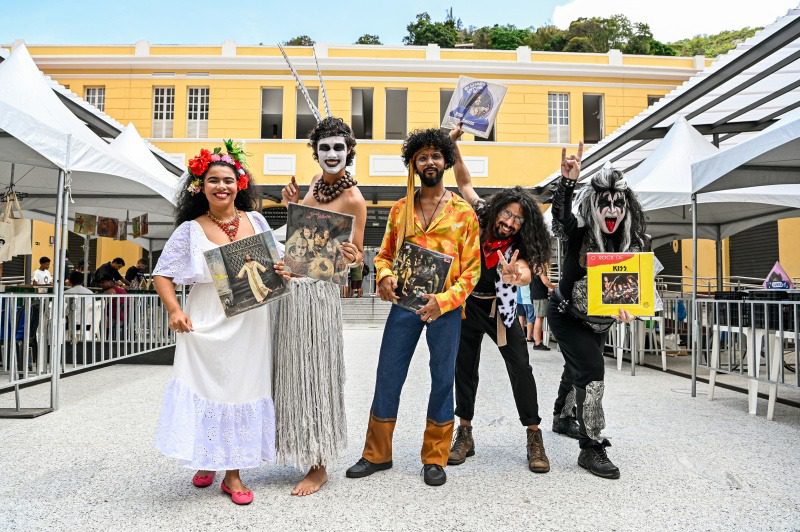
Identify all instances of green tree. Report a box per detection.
[669,27,760,57]
[563,36,595,53]
[488,24,532,50]
[355,34,382,45]
[528,25,568,51]
[285,35,315,46]
[403,12,459,48]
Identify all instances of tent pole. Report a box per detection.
[147,239,153,275]
[83,235,90,286]
[691,193,698,398]
[50,169,66,410]
[715,225,723,291]
[50,135,72,411]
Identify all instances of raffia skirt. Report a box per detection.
[272,277,347,468]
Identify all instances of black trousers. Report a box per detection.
[454,296,542,426]
[548,304,609,448]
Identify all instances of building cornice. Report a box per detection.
[28,55,699,81]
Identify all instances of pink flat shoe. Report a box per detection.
[192,472,215,488]
[221,480,254,505]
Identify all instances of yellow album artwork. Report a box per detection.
[587,252,655,316]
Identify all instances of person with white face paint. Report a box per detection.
[277,117,367,496]
[548,146,649,480]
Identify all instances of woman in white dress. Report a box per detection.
[153,143,278,506]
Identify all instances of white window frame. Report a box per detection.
[186,87,210,139]
[152,86,175,138]
[548,92,570,144]
[84,86,105,112]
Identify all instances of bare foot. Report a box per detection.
[291,466,328,496]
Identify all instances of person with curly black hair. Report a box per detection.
[152,141,280,506]
[346,128,481,487]
[445,125,553,474]
[548,146,645,480]
[278,116,367,496]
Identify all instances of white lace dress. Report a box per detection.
[153,211,277,470]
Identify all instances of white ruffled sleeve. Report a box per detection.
[153,221,211,285]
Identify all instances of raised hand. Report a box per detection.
[560,142,584,181]
[281,175,300,204]
[449,123,464,143]
[497,249,522,285]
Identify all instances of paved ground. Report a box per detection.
[1,325,799,531]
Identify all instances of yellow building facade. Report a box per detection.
[10,41,796,285]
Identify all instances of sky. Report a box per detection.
[0,0,797,46]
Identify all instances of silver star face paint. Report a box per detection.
[316,135,348,174]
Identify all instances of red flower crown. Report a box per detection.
[186,139,250,194]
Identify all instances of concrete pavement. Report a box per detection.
[1,326,799,531]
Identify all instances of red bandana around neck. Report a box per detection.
[482,238,513,269]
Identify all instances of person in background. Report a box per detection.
[32,256,52,286]
[66,270,93,295]
[531,266,556,351]
[94,257,129,287]
[125,258,148,288]
[517,282,535,342]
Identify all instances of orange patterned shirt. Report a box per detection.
[374,193,481,314]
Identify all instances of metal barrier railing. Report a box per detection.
[695,299,799,389]
[1,292,176,405]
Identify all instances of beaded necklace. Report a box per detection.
[207,210,241,241]
[313,172,357,203]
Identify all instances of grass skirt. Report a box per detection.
[273,277,347,468]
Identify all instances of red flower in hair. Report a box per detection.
[187,149,213,177]
[237,174,250,191]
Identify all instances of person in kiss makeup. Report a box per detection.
[277,117,367,496]
[152,141,280,506]
[548,147,647,480]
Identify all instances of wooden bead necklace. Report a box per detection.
[313,172,357,203]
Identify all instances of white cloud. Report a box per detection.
[552,0,799,42]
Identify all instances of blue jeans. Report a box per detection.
[371,305,462,423]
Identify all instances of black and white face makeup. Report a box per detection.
[316,135,348,175]
[593,191,627,234]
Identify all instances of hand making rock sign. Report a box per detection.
[560,141,584,181]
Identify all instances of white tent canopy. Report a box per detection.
[692,109,800,193]
[541,117,800,247]
[0,45,176,213]
[627,116,719,205]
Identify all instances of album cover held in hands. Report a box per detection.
[284,202,355,285]
[204,231,289,318]
[587,252,655,317]
[392,241,454,312]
